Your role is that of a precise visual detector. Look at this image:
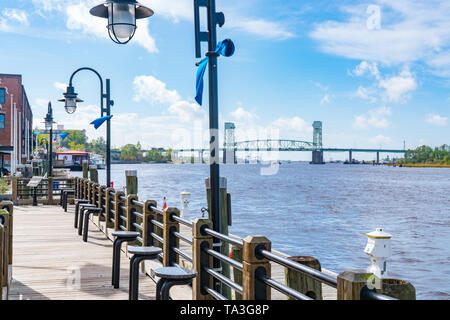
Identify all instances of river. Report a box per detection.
[73,162,450,299]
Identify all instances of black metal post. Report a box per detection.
[203,0,222,294]
[106,79,112,187]
[66,68,112,187]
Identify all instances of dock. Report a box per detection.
[0,175,415,301]
[7,204,337,300]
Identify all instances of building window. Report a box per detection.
[0,114,5,129]
[0,88,5,104]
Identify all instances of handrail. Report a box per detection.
[204,266,243,294]
[172,231,192,245]
[203,227,243,248]
[172,247,193,263]
[258,248,338,288]
[259,274,313,300]
[360,287,398,300]
[203,286,227,300]
[171,214,192,228]
[203,246,243,271]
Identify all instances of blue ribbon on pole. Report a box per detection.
[195,39,235,105]
[90,115,112,130]
[33,131,40,136]
[59,132,69,141]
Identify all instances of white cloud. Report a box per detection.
[54,82,67,91]
[132,74,206,124]
[168,100,205,123]
[133,75,181,105]
[310,1,450,76]
[378,68,417,102]
[2,8,29,25]
[271,117,312,133]
[320,94,330,105]
[231,107,258,122]
[354,106,391,129]
[370,134,393,146]
[227,18,295,40]
[355,86,377,103]
[352,61,380,79]
[0,8,29,31]
[425,114,448,126]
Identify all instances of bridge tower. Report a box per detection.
[223,122,236,164]
[311,121,325,164]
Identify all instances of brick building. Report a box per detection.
[0,73,33,173]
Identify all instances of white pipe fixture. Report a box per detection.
[180,191,191,218]
[364,228,392,279]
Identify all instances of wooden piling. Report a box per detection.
[89,166,98,184]
[82,160,89,179]
[192,218,213,300]
[125,170,138,196]
[337,270,416,300]
[242,236,271,300]
[284,256,323,300]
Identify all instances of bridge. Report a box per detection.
[172,121,406,164]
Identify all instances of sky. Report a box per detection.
[0,0,449,161]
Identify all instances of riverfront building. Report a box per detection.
[0,73,33,173]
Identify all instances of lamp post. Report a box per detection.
[44,102,54,177]
[89,0,229,293]
[58,68,113,187]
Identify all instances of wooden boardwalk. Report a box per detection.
[8,204,336,300]
[8,205,157,300]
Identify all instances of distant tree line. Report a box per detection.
[35,129,171,163]
[398,145,450,164]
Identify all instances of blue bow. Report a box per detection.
[90,116,112,130]
[33,132,40,136]
[195,39,235,105]
[59,132,69,141]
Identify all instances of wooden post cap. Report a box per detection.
[192,218,212,238]
[125,170,137,177]
[243,236,271,264]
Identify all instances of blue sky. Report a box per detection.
[0,0,449,160]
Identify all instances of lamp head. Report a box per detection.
[90,0,154,44]
[58,85,83,114]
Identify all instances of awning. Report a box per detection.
[0,146,13,151]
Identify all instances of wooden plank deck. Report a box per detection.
[8,204,336,300]
[8,205,157,300]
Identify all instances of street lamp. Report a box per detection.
[44,102,54,177]
[89,0,230,294]
[89,0,153,44]
[58,67,114,187]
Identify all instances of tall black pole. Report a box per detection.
[49,125,53,177]
[207,0,222,292]
[106,79,111,187]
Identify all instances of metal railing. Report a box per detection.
[72,176,405,301]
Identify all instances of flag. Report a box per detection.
[59,132,70,141]
[195,39,235,105]
[90,115,112,130]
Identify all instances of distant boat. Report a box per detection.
[90,153,106,170]
[54,151,90,171]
